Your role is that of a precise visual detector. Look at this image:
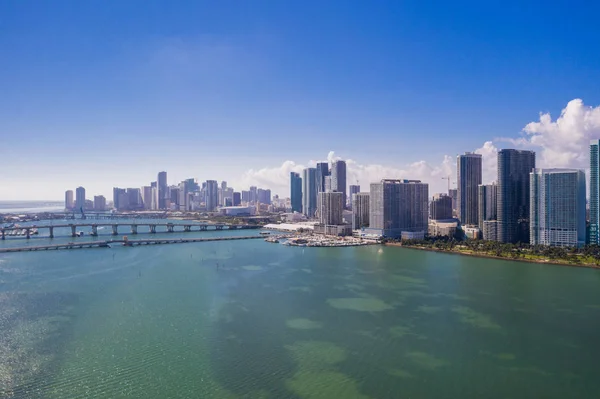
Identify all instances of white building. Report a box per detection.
[218,206,256,216]
[530,168,586,247]
[317,191,344,225]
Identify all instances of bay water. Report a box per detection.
[1,222,600,398]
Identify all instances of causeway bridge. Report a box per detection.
[0,235,264,253]
[1,223,260,239]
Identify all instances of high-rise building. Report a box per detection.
[249,186,258,204]
[140,186,152,210]
[330,160,347,206]
[241,190,250,203]
[290,172,303,213]
[317,191,344,225]
[325,176,332,192]
[316,162,330,193]
[477,183,498,231]
[75,186,86,211]
[448,188,458,214]
[158,171,167,210]
[168,186,179,210]
[113,188,126,211]
[205,180,218,211]
[530,168,586,247]
[590,140,600,244]
[368,179,429,239]
[457,152,482,226]
[352,192,370,230]
[93,195,106,211]
[429,193,453,220]
[302,168,317,218]
[349,185,360,207]
[65,190,74,210]
[233,192,242,206]
[221,181,227,190]
[497,149,536,243]
[127,188,143,210]
[257,188,271,205]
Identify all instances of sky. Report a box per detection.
[2,0,600,201]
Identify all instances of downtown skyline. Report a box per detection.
[2,2,600,200]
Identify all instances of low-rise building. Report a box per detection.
[428,219,458,237]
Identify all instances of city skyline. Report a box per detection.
[2,2,600,201]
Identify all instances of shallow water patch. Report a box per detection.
[405,351,448,370]
[286,318,323,330]
[327,298,393,312]
[451,306,501,330]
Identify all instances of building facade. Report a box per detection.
[65,190,74,210]
[158,171,167,210]
[93,195,106,211]
[457,152,482,226]
[302,168,317,218]
[590,140,600,245]
[530,168,586,247]
[290,172,303,213]
[205,180,218,212]
[429,193,453,220]
[477,183,497,231]
[330,160,347,206]
[367,179,429,238]
[317,191,344,225]
[448,188,458,215]
[352,192,370,230]
[75,186,86,211]
[497,149,536,243]
[233,192,241,206]
[316,162,330,194]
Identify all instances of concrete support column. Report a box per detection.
[1,229,5,240]
[150,225,156,233]
[49,227,54,238]
[131,224,138,234]
[112,224,118,235]
[70,225,76,237]
[91,225,98,236]
[200,225,207,231]
[26,228,31,239]
[184,225,191,232]
[167,223,174,233]
[216,225,223,230]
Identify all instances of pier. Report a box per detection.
[0,223,260,239]
[0,235,264,253]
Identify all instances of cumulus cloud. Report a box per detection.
[236,99,600,198]
[520,99,600,169]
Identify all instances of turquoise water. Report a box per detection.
[1,225,600,398]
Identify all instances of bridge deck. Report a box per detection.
[0,235,263,253]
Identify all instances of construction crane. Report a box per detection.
[441,176,454,193]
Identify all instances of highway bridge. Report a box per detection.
[1,223,260,239]
[0,235,264,253]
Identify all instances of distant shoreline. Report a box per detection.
[385,242,600,270]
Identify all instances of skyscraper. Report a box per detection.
[368,179,429,239]
[590,140,600,244]
[429,193,453,220]
[530,169,586,247]
[205,180,218,212]
[93,195,106,211]
[75,187,86,211]
[127,188,143,210]
[330,160,347,206]
[317,191,344,225]
[316,162,330,193]
[477,183,497,231]
[158,171,167,210]
[349,184,360,207]
[141,186,153,210]
[457,152,482,226]
[290,172,303,213]
[233,192,242,206]
[65,190,73,210]
[352,192,370,230]
[302,168,317,218]
[497,149,536,243]
[448,188,458,214]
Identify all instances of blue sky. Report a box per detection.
[2,0,600,200]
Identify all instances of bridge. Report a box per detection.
[48,212,168,220]
[0,223,260,239]
[0,235,264,253]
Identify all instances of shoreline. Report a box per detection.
[385,242,600,270]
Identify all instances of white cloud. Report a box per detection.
[236,99,600,199]
[520,99,600,169]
